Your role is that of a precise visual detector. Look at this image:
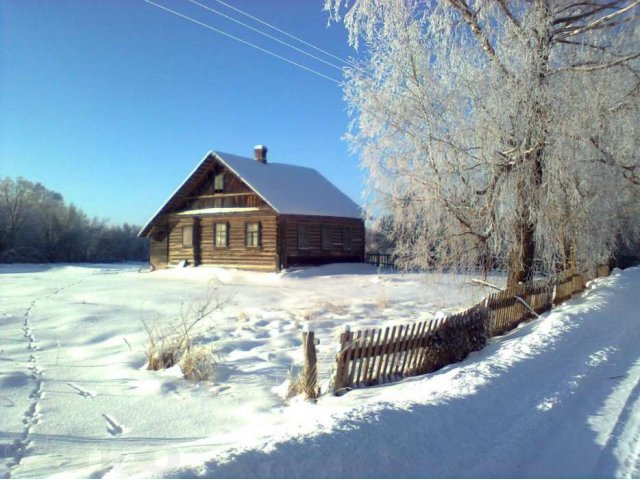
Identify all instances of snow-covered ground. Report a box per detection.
[1,263,639,478]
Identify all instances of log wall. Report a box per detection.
[149,228,169,270]
[164,211,279,271]
[279,215,365,268]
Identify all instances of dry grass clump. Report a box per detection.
[143,281,226,381]
[300,301,350,322]
[284,364,320,401]
[181,346,219,382]
[375,295,388,310]
[285,369,304,400]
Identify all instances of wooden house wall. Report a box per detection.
[279,215,365,268]
[149,227,169,270]
[164,212,279,271]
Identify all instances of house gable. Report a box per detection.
[138,152,274,237]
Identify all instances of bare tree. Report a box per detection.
[326,0,639,283]
[0,178,28,251]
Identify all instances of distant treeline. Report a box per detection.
[0,177,149,263]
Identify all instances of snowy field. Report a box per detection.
[1,263,639,478]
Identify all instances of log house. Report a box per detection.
[138,146,364,271]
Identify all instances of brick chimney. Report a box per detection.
[254,145,268,164]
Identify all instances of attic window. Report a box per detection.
[214,174,224,193]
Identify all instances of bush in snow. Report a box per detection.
[422,306,490,372]
[143,281,226,380]
[180,346,219,382]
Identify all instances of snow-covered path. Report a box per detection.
[0,264,639,478]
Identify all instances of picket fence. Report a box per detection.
[300,264,610,398]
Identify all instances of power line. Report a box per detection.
[209,0,353,68]
[185,0,344,72]
[143,0,342,84]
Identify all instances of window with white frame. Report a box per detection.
[214,223,228,247]
[245,222,261,247]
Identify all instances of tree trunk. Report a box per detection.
[507,220,536,286]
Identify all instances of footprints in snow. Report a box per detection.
[67,383,95,399]
[102,414,124,436]
[8,281,81,476]
[67,384,122,440]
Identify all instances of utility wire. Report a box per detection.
[210,0,353,67]
[185,0,344,72]
[143,0,342,84]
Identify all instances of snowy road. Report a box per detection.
[0,264,639,478]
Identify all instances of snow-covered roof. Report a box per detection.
[215,152,361,219]
[138,150,362,237]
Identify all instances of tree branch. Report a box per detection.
[551,51,640,73]
[555,1,640,39]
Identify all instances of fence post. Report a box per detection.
[301,325,319,400]
[334,325,352,393]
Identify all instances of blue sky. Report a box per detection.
[0,1,362,226]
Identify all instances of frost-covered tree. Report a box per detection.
[326,0,640,283]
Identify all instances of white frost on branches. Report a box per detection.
[326,0,640,281]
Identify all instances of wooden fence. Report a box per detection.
[365,252,395,269]
[298,264,610,398]
[333,305,489,391]
[485,279,553,337]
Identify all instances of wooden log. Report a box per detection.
[301,330,318,400]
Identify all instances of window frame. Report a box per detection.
[214,173,224,193]
[321,225,332,251]
[182,225,193,248]
[298,224,311,250]
[214,222,229,248]
[245,222,262,248]
[342,226,352,251]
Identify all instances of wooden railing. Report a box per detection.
[365,252,395,269]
